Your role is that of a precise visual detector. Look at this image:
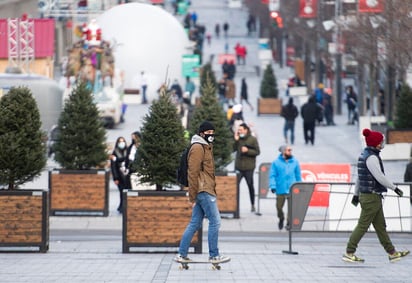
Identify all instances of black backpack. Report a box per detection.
[176,143,203,187]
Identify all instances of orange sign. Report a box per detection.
[301,163,351,207]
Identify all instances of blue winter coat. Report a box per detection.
[269,154,302,195]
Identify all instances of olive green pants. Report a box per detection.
[346,193,395,254]
[276,194,287,221]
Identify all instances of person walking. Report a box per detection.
[110,136,129,213]
[280,97,299,144]
[125,131,142,190]
[269,145,302,230]
[301,95,322,145]
[240,78,253,111]
[345,85,358,124]
[175,121,230,264]
[342,128,409,263]
[223,22,229,38]
[225,77,236,105]
[184,76,196,103]
[140,71,148,104]
[234,123,260,212]
[214,22,220,38]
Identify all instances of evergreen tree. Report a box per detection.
[260,64,278,98]
[54,82,107,170]
[189,75,233,171]
[394,83,412,129]
[199,62,217,95]
[0,86,46,190]
[133,91,186,190]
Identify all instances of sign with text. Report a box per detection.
[301,163,351,207]
[182,54,200,78]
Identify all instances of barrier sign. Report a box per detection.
[301,163,351,207]
[258,162,351,207]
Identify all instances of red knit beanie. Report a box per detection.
[363,128,384,147]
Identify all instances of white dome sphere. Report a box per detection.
[97,3,190,98]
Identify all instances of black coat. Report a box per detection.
[301,98,322,123]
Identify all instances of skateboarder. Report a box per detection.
[175,121,230,264]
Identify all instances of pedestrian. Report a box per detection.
[322,88,335,126]
[217,76,227,107]
[225,77,236,105]
[170,79,183,101]
[280,97,299,144]
[234,43,242,65]
[214,22,220,38]
[110,136,128,213]
[184,76,196,103]
[125,131,142,190]
[140,71,148,104]
[269,145,302,230]
[345,85,357,124]
[191,11,198,26]
[342,128,409,263]
[223,21,229,37]
[301,95,322,145]
[403,158,412,205]
[227,60,236,80]
[230,104,244,134]
[240,78,253,111]
[234,123,260,212]
[175,121,230,264]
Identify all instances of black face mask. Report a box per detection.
[203,134,215,143]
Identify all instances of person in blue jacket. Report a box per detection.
[269,145,302,230]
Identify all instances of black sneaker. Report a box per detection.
[278,219,284,230]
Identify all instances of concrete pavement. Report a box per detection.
[1,0,411,282]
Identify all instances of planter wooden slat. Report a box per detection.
[49,169,109,216]
[257,98,282,115]
[123,191,202,253]
[0,190,49,252]
[215,175,239,218]
[386,129,412,144]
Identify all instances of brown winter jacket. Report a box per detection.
[187,135,216,203]
[225,79,236,99]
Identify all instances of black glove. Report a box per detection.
[271,188,276,194]
[351,195,359,207]
[394,187,403,197]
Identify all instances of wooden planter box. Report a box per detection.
[123,190,202,253]
[386,129,412,144]
[257,98,282,115]
[216,174,239,218]
[49,169,109,216]
[0,190,49,252]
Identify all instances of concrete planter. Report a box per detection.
[49,169,109,216]
[0,190,49,252]
[122,190,202,253]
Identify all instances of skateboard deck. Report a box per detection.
[174,257,230,270]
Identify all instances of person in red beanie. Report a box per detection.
[342,128,409,263]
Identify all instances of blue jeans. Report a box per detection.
[178,192,221,257]
[283,120,295,144]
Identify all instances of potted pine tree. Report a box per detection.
[123,90,202,253]
[189,72,239,218]
[49,82,109,216]
[0,86,49,252]
[386,83,412,144]
[257,64,282,115]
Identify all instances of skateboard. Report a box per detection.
[175,257,230,270]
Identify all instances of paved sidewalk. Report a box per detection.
[1,1,410,282]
